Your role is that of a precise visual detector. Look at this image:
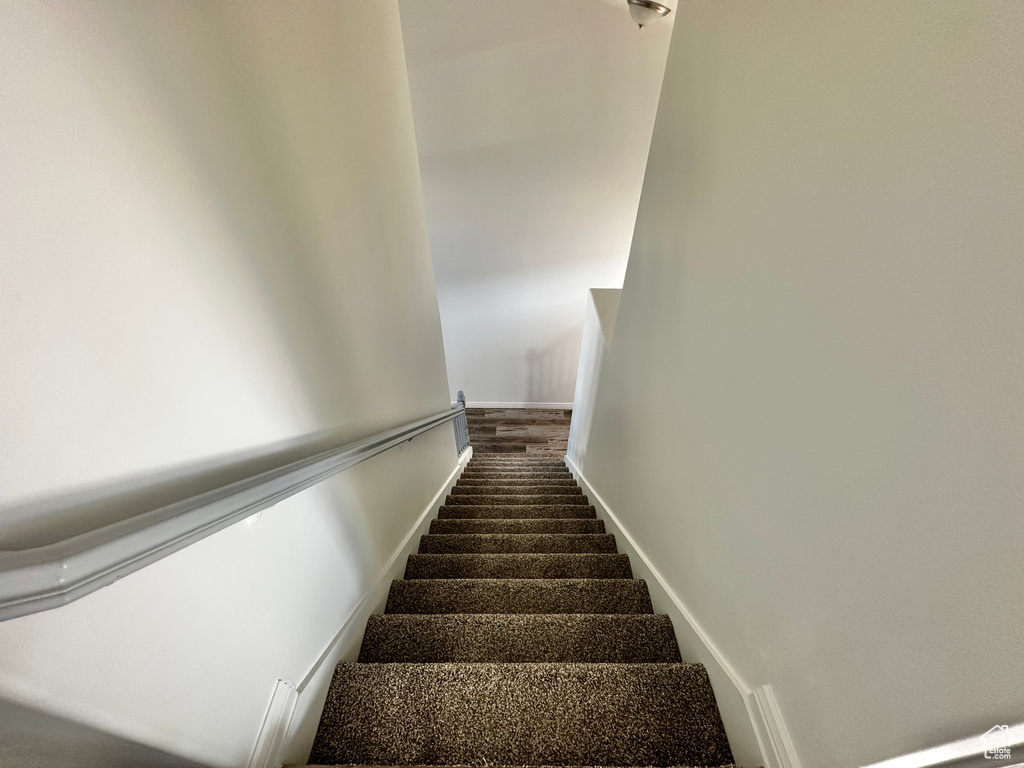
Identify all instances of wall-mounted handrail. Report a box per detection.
[0,404,467,622]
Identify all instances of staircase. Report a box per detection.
[307,455,734,767]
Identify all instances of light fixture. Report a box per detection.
[627,0,671,29]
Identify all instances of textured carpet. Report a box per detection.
[468,460,569,466]
[358,614,682,663]
[460,471,573,479]
[450,484,582,495]
[418,533,617,554]
[438,503,597,519]
[465,467,570,473]
[405,553,633,579]
[454,477,580,487]
[428,518,606,535]
[445,493,591,505]
[384,578,655,614]
[309,663,732,766]
[309,454,734,768]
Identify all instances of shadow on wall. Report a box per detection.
[0,697,210,768]
[525,328,584,404]
[0,424,378,552]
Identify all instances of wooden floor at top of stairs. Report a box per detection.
[467,408,570,455]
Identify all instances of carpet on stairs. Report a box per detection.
[308,453,734,768]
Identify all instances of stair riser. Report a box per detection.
[384,579,655,614]
[468,463,565,468]
[358,614,682,663]
[459,475,572,482]
[405,554,632,579]
[465,462,568,467]
[309,663,732,766]
[451,486,582,496]
[465,467,568,473]
[454,481,577,487]
[438,505,596,519]
[429,519,605,534]
[468,462,566,467]
[445,495,591,505]
[461,470,572,475]
[465,460,568,465]
[468,460,565,466]
[418,534,616,554]
[470,454,566,459]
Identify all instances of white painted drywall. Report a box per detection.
[566,289,620,470]
[582,2,1024,767]
[0,1,454,765]
[398,0,673,406]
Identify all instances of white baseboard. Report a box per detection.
[566,455,792,768]
[247,680,298,768]
[750,684,802,768]
[248,448,472,768]
[462,401,573,409]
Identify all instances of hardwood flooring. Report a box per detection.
[466,408,572,455]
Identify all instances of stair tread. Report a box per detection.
[308,444,735,768]
[463,466,571,471]
[451,485,582,495]
[456,477,578,486]
[418,533,616,554]
[468,463,566,468]
[464,464,569,469]
[405,553,632,580]
[429,518,605,534]
[309,662,732,766]
[358,614,681,663]
[466,463,569,468]
[445,494,591,505]
[461,470,572,476]
[385,579,654,614]
[439,504,596,519]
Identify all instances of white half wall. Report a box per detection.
[0,1,454,764]
[581,2,1024,767]
[566,289,620,471]
[398,0,673,405]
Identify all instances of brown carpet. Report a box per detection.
[308,455,734,767]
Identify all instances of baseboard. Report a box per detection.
[566,455,785,768]
[247,448,472,768]
[247,680,297,768]
[750,684,802,768]
[462,401,573,409]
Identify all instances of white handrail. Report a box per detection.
[0,404,467,622]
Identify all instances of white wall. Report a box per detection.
[581,2,1024,767]
[566,289,620,469]
[398,0,673,406]
[0,1,455,765]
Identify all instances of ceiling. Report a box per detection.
[399,0,674,405]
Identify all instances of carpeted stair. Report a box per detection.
[438,502,597,519]
[308,455,735,768]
